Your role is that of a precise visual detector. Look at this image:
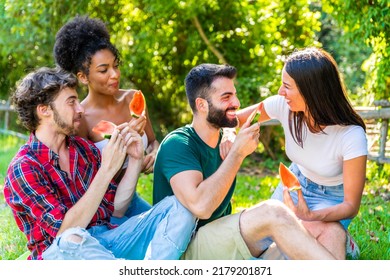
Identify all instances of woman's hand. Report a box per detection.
[118,124,144,160]
[141,140,159,174]
[128,113,147,136]
[142,151,156,174]
[283,188,314,221]
[220,127,236,160]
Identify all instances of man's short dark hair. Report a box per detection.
[185,64,237,112]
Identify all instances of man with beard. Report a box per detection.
[153,63,335,260]
[3,67,196,260]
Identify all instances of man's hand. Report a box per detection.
[230,120,260,159]
[220,128,236,160]
[100,128,127,177]
[120,125,144,160]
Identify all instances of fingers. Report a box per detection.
[142,155,154,173]
[102,128,127,170]
[129,115,147,135]
[283,187,295,207]
[297,189,305,201]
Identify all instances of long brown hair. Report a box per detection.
[285,47,366,147]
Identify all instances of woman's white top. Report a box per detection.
[263,95,368,186]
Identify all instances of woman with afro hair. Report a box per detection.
[54,15,156,220]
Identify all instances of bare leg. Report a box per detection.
[239,200,335,260]
[302,221,346,260]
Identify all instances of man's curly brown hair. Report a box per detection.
[12,67,78,132]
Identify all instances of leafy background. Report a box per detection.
[1,0,388,143]
[0,0,389,260]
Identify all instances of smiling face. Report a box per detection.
[278,68,306,113]
[79,48,121,96]
[205,77,240,128]
[49,87,84,136]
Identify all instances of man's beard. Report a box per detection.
[52,106,77,135]
[206,101,238,129]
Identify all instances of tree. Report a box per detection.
[0,0,89,100]
[322,0,389,102]
[2,0,384,144]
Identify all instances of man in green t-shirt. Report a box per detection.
[153,63,335,260]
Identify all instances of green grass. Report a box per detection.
[0,134,389,260]
[0,135,28,260]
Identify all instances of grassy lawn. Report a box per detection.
[0,134,389,260]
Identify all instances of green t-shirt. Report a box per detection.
[153,125,236,228]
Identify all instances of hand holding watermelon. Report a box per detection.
[92,120,117,139]
[92,120,144,159]
[248,102,263,126]
[121,125,144,160]
[99,127,127,175]
[127,114,147,136]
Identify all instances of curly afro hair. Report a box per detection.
[54,15,120,76]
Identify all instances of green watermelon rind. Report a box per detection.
[250,111,261,125]
[288,186,302,192]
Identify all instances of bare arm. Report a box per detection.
[57,129,126,235]
[285,156,367,222]
[236,102,271,126]
[171,121,260,219]
[112,126,144,217]
[142,100,160,173]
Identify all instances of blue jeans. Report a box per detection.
[271,163,350,229]
[110,192,152,225]
[42,196,196,260]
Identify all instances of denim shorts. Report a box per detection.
[271,163,350,230]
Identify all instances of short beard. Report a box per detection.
[206,101,238,129]
[51,104,76,135]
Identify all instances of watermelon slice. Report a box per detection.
[279,162,302,191]
[129,90,145,118]
[92,120,117,139]
[248,103,262,125]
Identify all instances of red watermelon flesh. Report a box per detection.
[92,120,117,139]
[279,162,302,191]
[129,90,145,118]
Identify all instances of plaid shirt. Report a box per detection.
[3,133,117,260]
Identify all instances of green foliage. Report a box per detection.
[314,4,372,105]
[0,0,322,142]
[322,0,390,101]
[0,0,387,145]
[0,0,89,100]
[106,0,322,135]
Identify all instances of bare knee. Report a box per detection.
[321,222,346,242]
[242,199,298,234]
[66,234,84,244]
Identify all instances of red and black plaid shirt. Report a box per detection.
[3,133,117,259]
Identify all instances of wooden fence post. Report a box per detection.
[4,99,10,130]
[374,100,390,164]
